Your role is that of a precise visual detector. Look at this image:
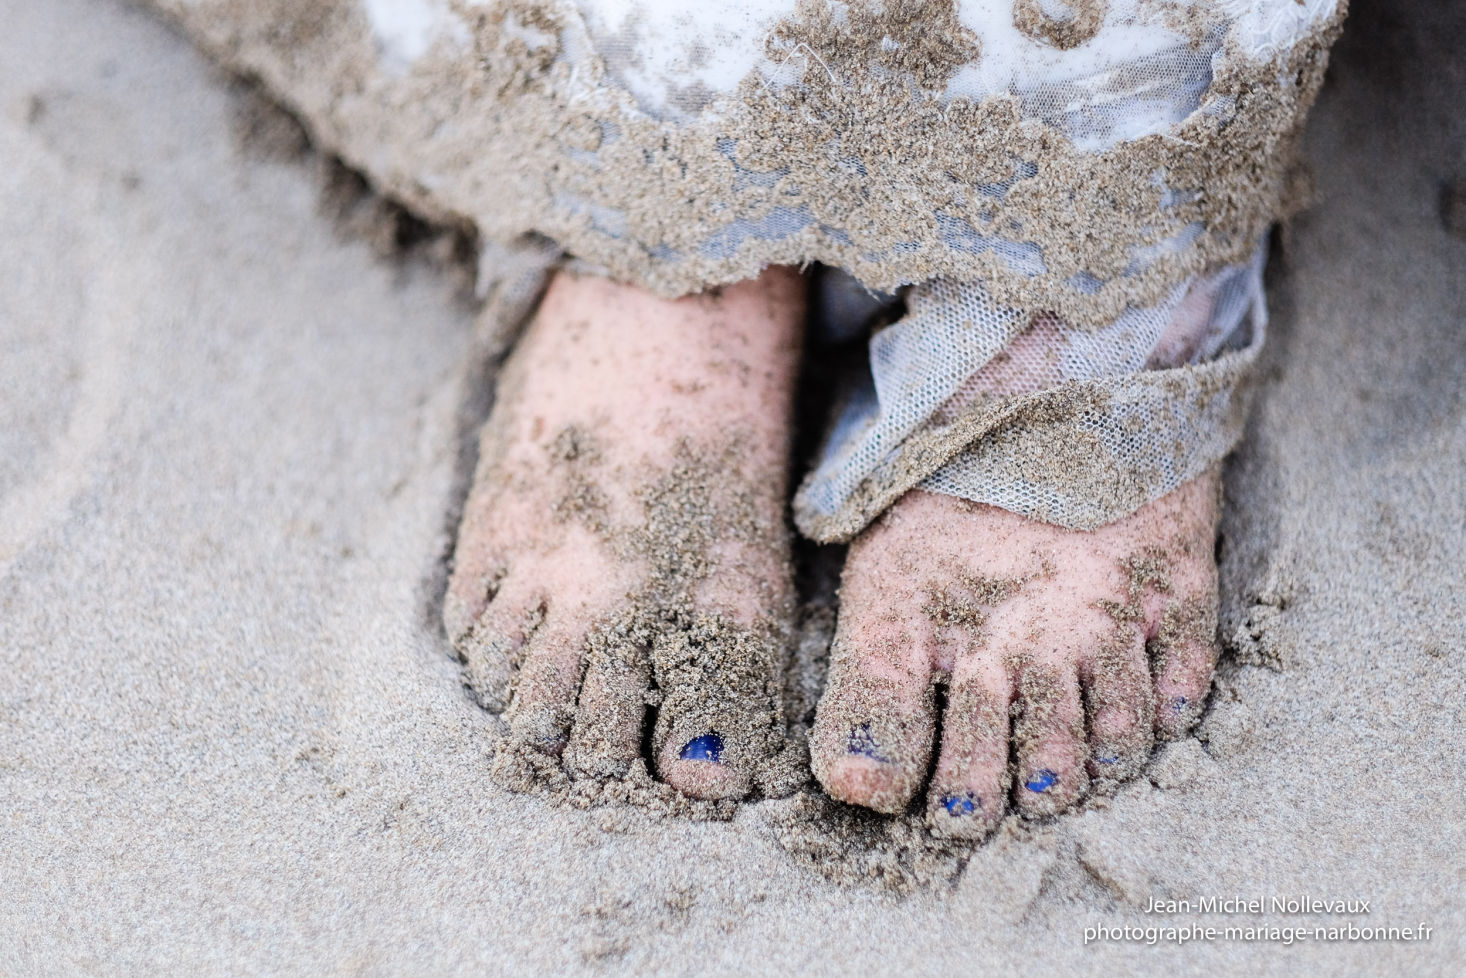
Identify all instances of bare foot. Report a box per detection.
[810,293,1226,835]
[445,267,804,800]
[810,477,1220,835]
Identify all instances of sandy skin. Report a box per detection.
[444,266,805,800]
[811,476,1220,837]
[808,277,1228,835]
[447,268,1221,819]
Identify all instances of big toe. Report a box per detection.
[650,616,789,801]
[656,732,750,801]
[810,630,936,814]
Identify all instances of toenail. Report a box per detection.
[1095,754,1119,765]
[941,792,980,816]
[1025,768,1058,793]
[679,733,724,763]
[1171,696,1189,712]
[846,723,890,762]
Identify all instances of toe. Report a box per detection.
[1151,594,1219,740]
[502,612,587,756]
[1012,660,1089,817]
[657,734,748,801]
[810,627,936,814]
[443,488,512,644]
[650,616,785,802]
[926,655,1010,839]
[444,550,506,648]
[564,618,650,780]
[1082,627,1155,788]
[456,577,544,712]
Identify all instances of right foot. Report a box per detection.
[444,267,805,800]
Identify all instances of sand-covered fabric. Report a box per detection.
[147,0,1341,321]
[797,247,1267,538]
[140,0,1346,535]
[4,0,1465,971]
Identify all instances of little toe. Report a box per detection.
[1083,629,1155,788]
[1012,661,1089,818]
[810,632,936,814]
[1151,595,1219,740]
[926,656,1011,839]
[456,578,544,712]
[443,506,511,644]
[444,552,507,648]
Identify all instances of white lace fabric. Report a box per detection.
[796,248,1267,539]
[526,0,1333,535]
[150,0,1345,534]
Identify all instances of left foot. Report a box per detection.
[809,474,1221,837]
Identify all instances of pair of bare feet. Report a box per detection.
[444,266,1220,837]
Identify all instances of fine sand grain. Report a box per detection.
[1,0,1463,974]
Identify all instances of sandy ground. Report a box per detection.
[2,0,1463,974]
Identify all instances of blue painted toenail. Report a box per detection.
[847,723,890,762]
[680,733,724,763]
[1172,696,1189,712]
[941,792,980,816]
[1025,768,1058,793]
[1095,754,1120,765]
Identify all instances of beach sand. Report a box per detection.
[1,0,1462,974]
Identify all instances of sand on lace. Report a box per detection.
[455,429,807,816]
[146,0,1343,555]
[146,0,1342,325]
